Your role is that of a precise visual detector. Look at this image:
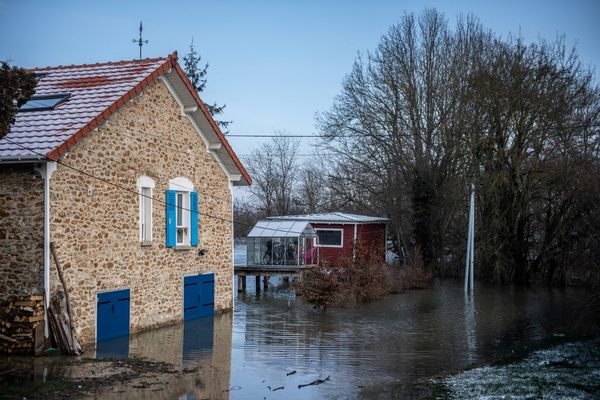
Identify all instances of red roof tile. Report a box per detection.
[0,53,251,185]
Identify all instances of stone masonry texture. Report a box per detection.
[0,165,44,303]
[47,77,235,345]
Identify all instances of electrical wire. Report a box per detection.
[1,137,322,236]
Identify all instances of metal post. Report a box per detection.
[469,183,475,292]
[464,182,475,292]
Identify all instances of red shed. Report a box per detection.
[268,212,390,266]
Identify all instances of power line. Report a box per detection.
[1,138,315,237]
[227,134,320,138]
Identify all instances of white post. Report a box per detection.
[464,182,476,292]
[469,183,475,292]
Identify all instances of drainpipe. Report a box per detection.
[35,161,57,338]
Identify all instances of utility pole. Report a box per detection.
[464,182,475,292]
[132,21,149,60]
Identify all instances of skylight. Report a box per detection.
[19,93,70,112]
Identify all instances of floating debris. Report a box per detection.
[298,376,330,389]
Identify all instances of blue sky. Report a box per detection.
[1,0,599,160]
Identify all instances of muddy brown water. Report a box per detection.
[0,278,593,399]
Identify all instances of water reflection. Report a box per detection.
[1,279,593,400]
[96,335,129,360]
[464,292,477,364]
[183,316,213,366]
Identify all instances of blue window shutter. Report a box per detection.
[165,190,176,247]
[190,191,199,246]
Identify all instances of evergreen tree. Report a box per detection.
[0,62,36,138]
[183,40,231,132]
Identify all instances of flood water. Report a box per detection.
[1,276,594,399]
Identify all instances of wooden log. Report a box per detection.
[0,333,17,343]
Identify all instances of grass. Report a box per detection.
[437,339,600,399]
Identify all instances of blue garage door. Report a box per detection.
[97,289,130,341]
[184,273,214,320]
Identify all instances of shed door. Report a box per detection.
[97,289,130,341]
[184,273,215,320]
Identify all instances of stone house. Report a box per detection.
[0,52,251,346]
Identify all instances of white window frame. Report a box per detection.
[137,176,155,243]
[314,228,344,248]
[169,177,194,247]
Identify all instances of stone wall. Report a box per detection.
[49,77,235,344]
[0,166,44,303]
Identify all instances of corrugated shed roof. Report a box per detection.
[0,53,251,186]
[247,220,317,238]
[268,212,390,224]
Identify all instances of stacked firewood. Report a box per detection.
[0,295,45,355]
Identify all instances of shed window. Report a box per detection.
[315,229,343,247]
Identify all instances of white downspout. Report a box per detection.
[36,161,57,338]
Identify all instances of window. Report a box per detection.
[166,177,198,248]
[137,176,155,243]
[19,93,70,112]
[176,191,189,245]
[315,229,343,248]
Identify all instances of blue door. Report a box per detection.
[97,289,130,341]
[184,273,214,320]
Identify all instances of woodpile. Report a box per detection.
[0,295,46,355]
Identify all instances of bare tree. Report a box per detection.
[245,134,301,217]
[466,35,600,284]
[317,10,489,267]
[295,159,334,214]
[317,8,600,285]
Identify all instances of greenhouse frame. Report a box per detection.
[246,220,318,267]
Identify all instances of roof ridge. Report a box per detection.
[31,55,171,72]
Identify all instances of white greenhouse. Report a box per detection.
[246,220,318,267]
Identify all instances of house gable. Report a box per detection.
[47,76,235,344]
[0,53,251,186]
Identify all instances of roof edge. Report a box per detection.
[43,52,251,186]
[170,62,252,186]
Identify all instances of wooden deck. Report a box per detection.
[234,264,316,292]
[234,264,314,276]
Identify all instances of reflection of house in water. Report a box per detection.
[3,314,232,399]
[128,312,232,398]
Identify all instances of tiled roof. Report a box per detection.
[0,53,251,185]
[268,212,390,224]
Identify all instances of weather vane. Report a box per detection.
[132,21,149,60]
